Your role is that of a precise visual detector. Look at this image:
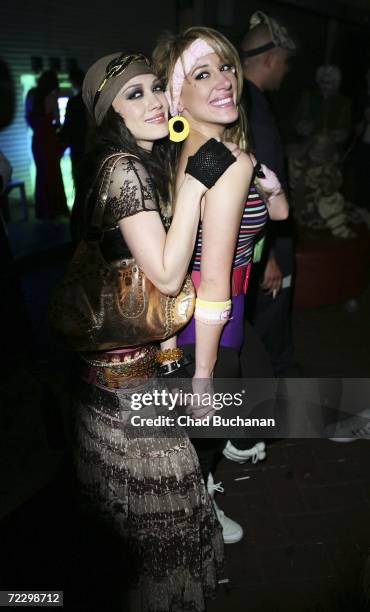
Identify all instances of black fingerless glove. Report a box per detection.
[185,138,236,189]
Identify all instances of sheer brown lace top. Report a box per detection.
[103,156,158,226]
[100,156,159,260]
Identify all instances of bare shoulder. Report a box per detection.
[219,150,253,187]
[234,150,254,172]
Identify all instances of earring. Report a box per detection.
[169,115,189,142]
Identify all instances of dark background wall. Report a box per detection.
[1,0,369,195]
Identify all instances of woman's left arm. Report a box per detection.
[267,191,289,220]
[254,162,289,220]
[194,153,253,378]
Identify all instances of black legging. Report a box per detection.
[181,321,274,481]
[180,343,240,481]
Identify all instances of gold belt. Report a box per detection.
[81,345,158,388]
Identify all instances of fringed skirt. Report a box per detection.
[74,376,224,612]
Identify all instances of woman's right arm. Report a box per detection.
[104,154,207,296]
[119,170,204,295]
[113,142,236,296]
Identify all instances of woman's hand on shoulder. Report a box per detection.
[185,138,241,193]
[214,148,253,185]
[223,141,241,159]
[233,149,253,169]
[203,148,253,215]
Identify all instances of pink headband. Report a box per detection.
[165,38,215,116]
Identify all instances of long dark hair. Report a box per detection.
[71,106,172,243]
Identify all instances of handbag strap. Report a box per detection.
[85,152,138,237]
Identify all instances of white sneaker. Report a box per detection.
[207,473,243,544]
[222,440,266,464]
[329,415,370,442]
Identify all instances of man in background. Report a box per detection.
[59,68,87,187]
[241,11,296,375]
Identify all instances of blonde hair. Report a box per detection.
[153,26,249,151]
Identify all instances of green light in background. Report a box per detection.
[20,74,37,199]
[57,93,75,208]
[60,145,75,208]
[20,73,74,209]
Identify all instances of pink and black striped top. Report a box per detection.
[191,183,268,271]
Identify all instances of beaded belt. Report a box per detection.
[80,345,158,389]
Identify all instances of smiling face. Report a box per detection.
[112,73,168,150]
[179,52,239,131]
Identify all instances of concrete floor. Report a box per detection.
[211,439,370,612]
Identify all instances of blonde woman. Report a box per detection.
[153,27,288,543]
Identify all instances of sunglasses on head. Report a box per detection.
[93,53,151,111]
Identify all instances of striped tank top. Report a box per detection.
[191,182,268,271]
[178,173,269,351]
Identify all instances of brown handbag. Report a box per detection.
[48,153,195,352]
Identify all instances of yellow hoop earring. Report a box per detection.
[168,116,189,142]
